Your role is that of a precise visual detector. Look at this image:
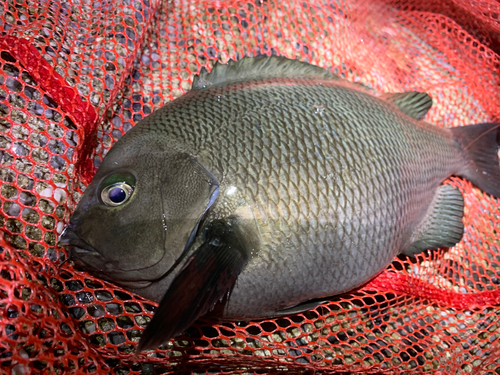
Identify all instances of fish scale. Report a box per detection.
[174,83,452,317]
[60,57,500,350]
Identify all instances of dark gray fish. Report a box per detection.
[59,56,500,351]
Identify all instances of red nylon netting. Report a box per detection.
[0,0,500,373]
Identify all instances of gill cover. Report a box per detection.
[158,154,221,264]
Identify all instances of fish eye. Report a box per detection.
[101,182,134,207]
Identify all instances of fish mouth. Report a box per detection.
[58,226,100,256]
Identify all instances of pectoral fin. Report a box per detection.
[402,185,464,256]
[136,219,249,352]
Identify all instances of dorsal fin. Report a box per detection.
[380,92,433,120]
[192,55,338,90]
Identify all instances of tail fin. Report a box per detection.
[451,122,500,198]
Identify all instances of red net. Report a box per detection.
[1,0,500,373]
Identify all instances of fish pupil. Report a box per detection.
[109,187,126,203]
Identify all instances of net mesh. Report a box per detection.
[1,0,500,373]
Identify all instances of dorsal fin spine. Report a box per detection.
[192,56,337,90]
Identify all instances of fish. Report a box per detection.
[58,56,500,351]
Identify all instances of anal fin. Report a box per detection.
[136,219,249,352]
[402,185,464,256]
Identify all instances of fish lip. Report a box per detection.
[58,226,100,255]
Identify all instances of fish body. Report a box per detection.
[59,56,500,350]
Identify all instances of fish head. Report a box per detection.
[59,131,219,286]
